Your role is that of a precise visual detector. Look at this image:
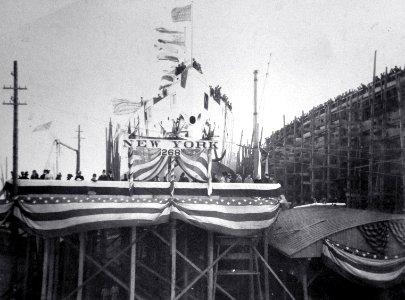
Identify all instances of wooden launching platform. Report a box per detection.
[0,180,289,299]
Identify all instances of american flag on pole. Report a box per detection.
[171,5,191,22]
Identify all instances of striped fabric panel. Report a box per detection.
[171,198,280,236]
[0,199,13,223]
[388,220,405,247]
[177,150,208,182]
[322,239,405,286]
[129,148,168,181]
[12,195,280,238]
[359,222,388,253]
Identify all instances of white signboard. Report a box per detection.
[125,138,218,156]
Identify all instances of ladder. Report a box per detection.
[213,236,263,300]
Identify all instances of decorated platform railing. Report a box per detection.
[1,180,281,238]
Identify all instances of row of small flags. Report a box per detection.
[156,4,192,90]
[110,5,192,116]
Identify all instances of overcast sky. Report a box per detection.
[1,0,405,179]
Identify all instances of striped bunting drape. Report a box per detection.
[359,222,389,254]
[322,239,405,287]
[388,220,405,247]
[177,149,208,182]
[12,194,280,237]
[129,148,169,181]
[0,199,13,223]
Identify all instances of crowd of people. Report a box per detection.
[209,85,233,111]
[14,169,276,185]
[15,169,117,182]
[266,65,405,148]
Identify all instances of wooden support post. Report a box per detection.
[175,239,240,300]
[61,240,70,298]
[368,51,377,208]
[47,239,55,300]
[300,111,305,203]
[171,220,177,300]
[310,111,315,200]
[293,117,297,203]
[254,254,263,300]
[41,239,50,300]
[346,95,353,206]
[53,239,60,300]
[249,247,254,300]
[207,231,214,300]
[301,262,309,300]
[368,83,375,207]
[183,234,189,300]
[23,237,31,300]
[326,103,331,201]
[381,68,388,205]
[396,74,405,212]
[283,115,287,192]
[252,246,296,300]
[151,230,235,300]
[77,233,85,300]
[129,227,137,300]
[264,232,269,300]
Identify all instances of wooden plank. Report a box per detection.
[77,233,85,300]
[53,239,60,300]
[23,237,31,300]
[207,231,214,300]
[129,227,137,300]
[47,239,55,300]
[41,239,49,300]
[171,220,177,300]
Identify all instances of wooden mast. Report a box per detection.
[253,70,261,180]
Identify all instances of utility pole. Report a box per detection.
[3,61,27,196]
[76,125,84,173]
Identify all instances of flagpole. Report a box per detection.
[190,0,193,63]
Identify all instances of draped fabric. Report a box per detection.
[322,239,405,287]
[5,181,281,238]
[388,220,405,247]
[129,148,169,181]
[359,222,388,254]
[0,199,13,224]
[177,149,208,182]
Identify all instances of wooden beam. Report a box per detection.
[23,237,31,300]
[62,230,149,300]
[346,95,353,206]
[171,220,177,300]
[41,239,49,300]
[77,233,85,300]
[263,232,269,300]
[130,227,137,300]
[47,238,55,300]
[53,239,60,300]
[150,230,235,300]
[175,239,240,300]
[207,231,214,300]
[396,74,405,212]
[252,246,296,300]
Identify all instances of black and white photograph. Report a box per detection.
[1,1,405,299]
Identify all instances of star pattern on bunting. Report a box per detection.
[325,238,400,260]
[16,195,279,206]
